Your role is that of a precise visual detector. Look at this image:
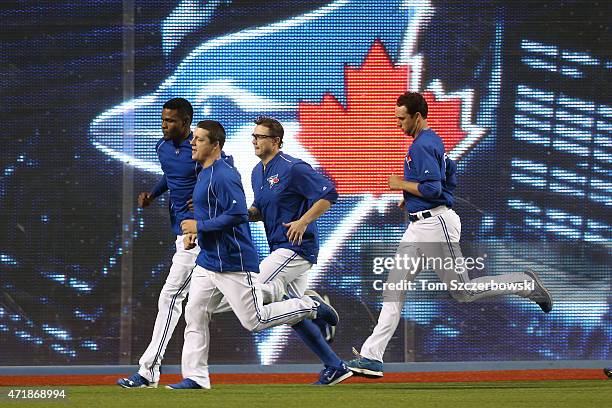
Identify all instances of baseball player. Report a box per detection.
[347,92,553,378]
[247,117,351,385]
[167,120,339,389]
[117,98,199,388]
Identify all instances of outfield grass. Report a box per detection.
[1,381,610,408]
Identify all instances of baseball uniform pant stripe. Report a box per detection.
[437,215,455,256]
[438,214,486,295]
[263,252,299,284]
[247,270,315,323]
[437,215,467,285]
[286,285,299,298]
[438,215,492,297]
[246,271,315,324]
[149,268,193,380]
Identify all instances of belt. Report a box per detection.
[409,206,449,222]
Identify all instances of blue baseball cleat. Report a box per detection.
[315,318,336,344]
[525,269,553,313]
[305,290,336,343]
[313,362,353,385]
[604,368,612,379]
[117,373,158,388]
[308,290,339,326]
[165,378,204,389]
[346,347,384,378]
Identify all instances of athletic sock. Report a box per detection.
[292,319,343,368]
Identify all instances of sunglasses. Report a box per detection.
[252,133,276,140]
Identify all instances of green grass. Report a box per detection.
[2,381,611,408]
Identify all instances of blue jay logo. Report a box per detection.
[267,174,280,188]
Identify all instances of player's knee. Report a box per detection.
[160,279,188,297]
[183,302,198,321]
[158,287,187,309]
[380,301,404,316]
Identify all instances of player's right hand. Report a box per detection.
[248,206,263,222]
[183,233,197,250]
[181,219,197,234]
[138,192,154,208]
[398,198,405,210]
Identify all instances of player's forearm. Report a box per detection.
[197,213,247,232]
[398,180,442,198]
[299,199,331,225]
[397,180,423,197]
[150,175,169,198]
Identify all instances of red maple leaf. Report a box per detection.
[297,40,467,195]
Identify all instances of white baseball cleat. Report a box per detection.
[525,269,553,313]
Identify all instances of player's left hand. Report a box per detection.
[183,233,197,250]
[283,219,307,245]
[181,219,197,234]
[388,175,404,190]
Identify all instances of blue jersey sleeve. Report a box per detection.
[417,180,442,198]
[289,163,338,203]
[407,142,443,182]
[197,168,248,232]
[250,166,262,210]
[150,174,168,198]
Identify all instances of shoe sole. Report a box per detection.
[604,368,612,379]
[328,370,354,385]
[525,269,553,313]
[348,366,384,378]
[306,290,339,326]
[305,290,337,343]
[325,323,336,343]
[322,294,337,342]
[118,382,158,389]
[165,385,204,390]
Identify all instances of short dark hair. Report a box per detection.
[163,98,193,124]
[396,92,428,118]
[254,116,284,148]
[196,120,226,149]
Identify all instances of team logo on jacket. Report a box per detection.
[267,174,280,188]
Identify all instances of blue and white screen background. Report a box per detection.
[1,0,610,365]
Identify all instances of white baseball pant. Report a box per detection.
[215,248,313,312]
[181,251,316,388]
[137,235,199,383]
[360,208,535,362]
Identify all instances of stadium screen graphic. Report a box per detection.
[1,0,610,365]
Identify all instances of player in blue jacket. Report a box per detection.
[168,120,339,389]
[347,92,553,379]
[117,98,199,388]
[246,117,352,385]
